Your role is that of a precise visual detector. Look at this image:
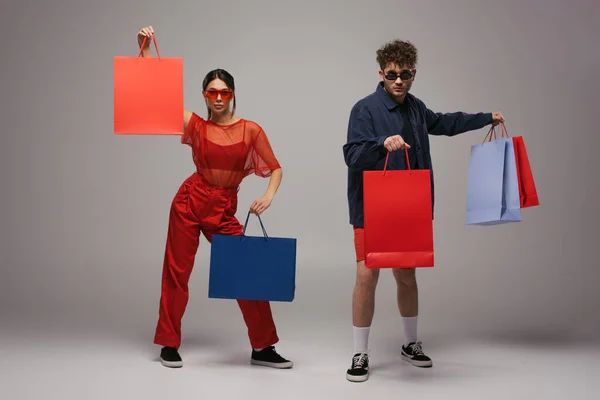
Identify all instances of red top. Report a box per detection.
[181,112,281,188]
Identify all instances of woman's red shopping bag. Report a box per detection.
[113,34,184,135]
[489,123,540,208]
[363,150,434,269]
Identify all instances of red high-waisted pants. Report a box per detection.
[153,172,279,349]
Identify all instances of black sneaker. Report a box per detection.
[401,341,432,368]
[251,346,293,369]
[346,353,369,382]
[160,346,183,368]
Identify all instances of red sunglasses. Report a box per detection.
[204,89,234,101]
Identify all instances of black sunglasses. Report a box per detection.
[384,70,414,81]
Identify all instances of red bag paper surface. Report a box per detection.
[114,34,183,135]
[363,151,434,269]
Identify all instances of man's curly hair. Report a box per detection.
[376,40,418,70]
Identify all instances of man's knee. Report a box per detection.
[393,268,417,288]
[356,261,379,289]
[353,227,379,289]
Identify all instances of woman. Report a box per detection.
[137,25,293,369]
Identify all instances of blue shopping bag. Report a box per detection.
[465,130,522,225]
[208,211,297,302]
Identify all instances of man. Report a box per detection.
[342,39,504,383]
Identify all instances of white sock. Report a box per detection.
[402,316,418,346]
[353,326,370,354]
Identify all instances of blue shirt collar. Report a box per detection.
[376,81,400,110]
[376,81,413,110]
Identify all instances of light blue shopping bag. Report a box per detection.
[465,137,522,225]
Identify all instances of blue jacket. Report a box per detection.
[343,82,493,227]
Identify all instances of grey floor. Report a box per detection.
[2,329,598,399]
[2,301,599,399]
[2,254,599,399]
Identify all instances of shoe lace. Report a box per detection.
[353,353,368,368]
[265,346,287,360]
[410,341,425,355]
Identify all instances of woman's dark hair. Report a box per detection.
[202,68,236,119]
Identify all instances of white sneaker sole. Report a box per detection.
[161,359,183,368]
[346,372,369,382]
[401,354,432,368]
[251,359,294,369]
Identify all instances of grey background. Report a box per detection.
[1,0,599,379]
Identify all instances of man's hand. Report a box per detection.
[384,135,410,152]
[492,111,505,126]
[250,195,273,216]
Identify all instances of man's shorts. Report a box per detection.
[353,226,365,262]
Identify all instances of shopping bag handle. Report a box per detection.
[137,33,161,58]
[382,148,411,176]
[482,122,509,143]
[241,210,269,240]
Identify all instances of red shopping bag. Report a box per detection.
[113,34,183,135]
[512,136,539,208]
[363,150,434,269]
[488,124,540,208]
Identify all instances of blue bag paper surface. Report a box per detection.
[208,212,297,302]
[466,138,522,225]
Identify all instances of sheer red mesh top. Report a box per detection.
[181,112,281,188]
